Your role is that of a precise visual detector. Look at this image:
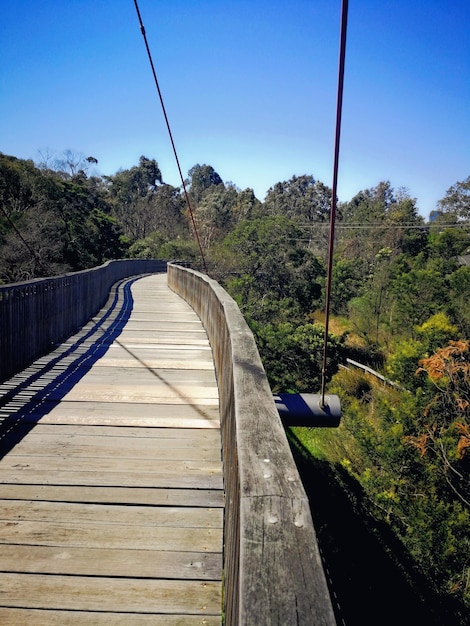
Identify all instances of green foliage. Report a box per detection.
[448,266,470,336]
[429,227,470,259]
[323,369,470,610]
[386,313,459,389]
[128,232,168,259]
[0,153,129,280]
[105,156,165,240]
[223,216,324,321]
[251,320,343,394]
[187,163,223,203]
[386,338,426,389]
[415,312,459,352]
[264,174,332,223]
[330,257,367,315]
[438,176,470,221]
[390,261,449,332]
[338,182,425,263]
[158,239,201,266]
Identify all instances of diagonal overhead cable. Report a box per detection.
[133,0,207,273]
[320,0,349,406]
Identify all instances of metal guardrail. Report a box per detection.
[0,259,167,382]
[345,357,406,391]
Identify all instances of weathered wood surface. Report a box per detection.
[0,259,167,382]
[0,610,222,626]
[168,263,337,626]
[0,273,223,624]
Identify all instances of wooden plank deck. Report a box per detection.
[0,273,223,625]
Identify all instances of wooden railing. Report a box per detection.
[0,259,166,382]
[1,259,337,622]
[168,263,336,626]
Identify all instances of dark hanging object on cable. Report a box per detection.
[275,0,348,428]
[275,393,341,428]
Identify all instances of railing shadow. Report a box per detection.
[287,429,466,626]
[0,276,138,458]
[113,339,219,424]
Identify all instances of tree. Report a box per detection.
[0,154,69,280]
[252,321,343,394]
[0,153,129,280]
[194,185,238,247]
[410,340,470,508]
[438,176,470,221]
[149,184,188,239]
[390,259,449,335]
[338,182,426,263]
[429,227,470,260]
[83,208,127,265]
[106,156,163,240]
[330,257,367,315]
[222,216,324,322]
[386,313,459,390]
[53,149,94,177]
[447,266,470,337]
[191,183,261,249]
[348,247,394,345]
[264,175,332,224]
[187,164,223,203]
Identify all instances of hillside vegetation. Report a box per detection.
[1,151,469,620]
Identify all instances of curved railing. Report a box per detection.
[0,259,166,382]
[168,263,336,626]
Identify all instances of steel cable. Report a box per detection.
[133,0,208,272]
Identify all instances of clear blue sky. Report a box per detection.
[1,0,469,217]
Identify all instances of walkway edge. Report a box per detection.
[168,264,336,626]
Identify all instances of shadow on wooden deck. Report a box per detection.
[0,276,137,457]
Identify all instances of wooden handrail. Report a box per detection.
[168,263,336,626]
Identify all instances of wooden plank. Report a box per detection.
[75,342,213,351]
[0,468,223,489]
[14,400,220,422]
[94,358,215,370]
[0,573,221,614]
[8,436,222,462]
[0,544,222,579]
[118,320,205,329]
[0,500,223,528]
[59,386,219,403]
[0,455,222,475]
[0,485,225,507]
[113,332,210,344]
[20,414,221,428]
[65,366,218,384]
[2,423,221,440]
[0,609,222,626]
[0,520,222,551]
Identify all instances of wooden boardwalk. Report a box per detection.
[0,274,223,625]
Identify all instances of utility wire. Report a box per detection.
[133,0,208,273]
[321,0,348,406]
[291,222,465,230]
